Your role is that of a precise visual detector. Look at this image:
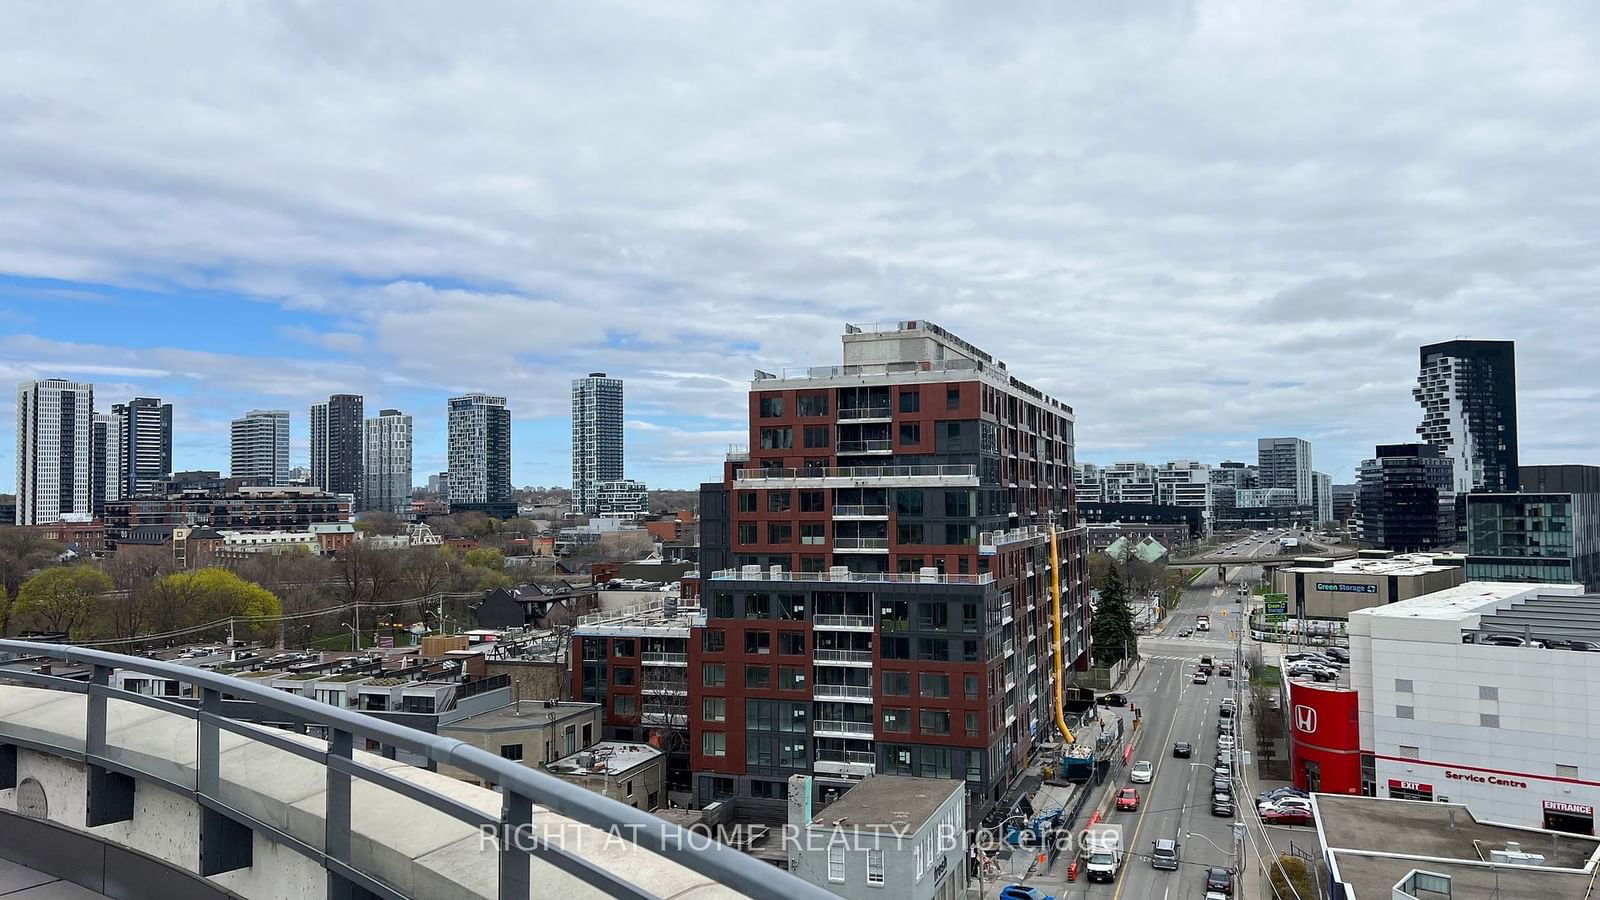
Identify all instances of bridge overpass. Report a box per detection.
[1167,543,1357,567]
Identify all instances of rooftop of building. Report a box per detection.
[441,700,598,733]
[1316,794,1600,899]
[1353,581,1579,625]
[546,741,662,776]
[1279,552,1464,577]
[574,596,699,635]
[806,774,961,832]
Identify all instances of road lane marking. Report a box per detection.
[1111,671,1189,900]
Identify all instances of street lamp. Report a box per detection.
[1186,828,1242,887]
[340,622,357,652]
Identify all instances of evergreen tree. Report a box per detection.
[1091,559,1139,667]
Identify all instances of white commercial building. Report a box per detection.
[1350,581,1600,834]
[15,379,94,525]
[363,408,413,515]
[231,409,290,484]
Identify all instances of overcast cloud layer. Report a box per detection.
[2,1,1597,488]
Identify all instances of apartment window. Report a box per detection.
[703,663,726,687]
[881,636,910,659]
[800,491,825,512]
[759,395,784,418]
[899,389,920,413]
[798,394,828,417]
[768,491,792,512]
[614,667,635,686]
[1398,745,1420,759]
[583,724,592,745]
[612,639,635,657]
[965,674,979,699]
[1395,679,1413,693]
[1479,685,1499,701]
[759,427,792,450]
[866,849,885,887]
[800,554,826,572]
[779,666,807,691]
[896,490,924,517]
[944,523,975,545]
[965,711,980,736]
[1480,713,1500,728]
[703,698,726,722]
[917,603,949,630]
[1558,764,1580,779]
[703,732,727,757]
[745,665,772,689]
[899,423,920,446]
[624,779,633,798]
[768,523,793,544]
[1396,705,1414,719]
[779,593,806,620]
[711,592,734,618]
[827,846,845,883]
[801,523,826,545]
[703,629,726,652]
[613,695,636,717]
[500,744,524,761]
[804,426,829,449]
[779,631,806,655]
[962,602,980,632]
[918,639,950,662]
[746,593,771,618]
[737,523,757,544]
[897,522,925,544]
[947,386,961,410]
[921,710,951,736]
[920,673,950,698]
[883,707,911,733]
[897,556,925,573]
[944,490,971,517]
[883,671,911,695]
[746,631,772,654]
[738,492,757,513]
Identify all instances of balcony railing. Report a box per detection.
[837,408,893,421]
[642,651,689,666]
[831,505,890,518]
[813,614,874,629]
[836,440,893,454]
[813,720,875,737]
[734,464,977,483]
[833,537,890,551]
[978,524,1055,555]
[726,444,750,461]
[0,639,834,900]
[814,649,873,664]
[814,684,873,700]
[816,749,878,765]
[710,567,994,586]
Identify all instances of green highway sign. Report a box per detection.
[1264,593,1290,623]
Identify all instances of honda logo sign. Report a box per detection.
[1294,704,1318,734]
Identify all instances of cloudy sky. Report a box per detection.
[3,1,1596,489]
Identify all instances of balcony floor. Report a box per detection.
[0,856,108,899]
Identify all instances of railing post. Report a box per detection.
[85,663,134,826]
[499,789,532,899]
[325,728,354,899]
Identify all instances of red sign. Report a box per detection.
[1389,779,1434,793]
[1286,681,1362,795]
[1544,800,1595,816]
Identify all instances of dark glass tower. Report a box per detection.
[1414,340,1518,494]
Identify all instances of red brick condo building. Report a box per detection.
[575,321,1091,822]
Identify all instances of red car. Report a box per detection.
[1261,807,1315,826]
[1116,787,1141,811]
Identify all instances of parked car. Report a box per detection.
[1260,797,1314,815]
[1150,838,1181,870]
[1258,787,1309,803]
[1205,866,1234,895]
[1173,741,1193,758]
[1218,734,1235,751]
[999,886,1055,900]
[1130,760,1154,784]
[1261,807,1315,826]
[1568,639,1600,652]
[1325,647,1350,663]
[1220,696,1237,709]
[1099,692,1129,707]
[1218,705,1235,719]
[1480,634,1546,648]
[1212,791,1235,816]
[1218,719,1235,735]
[1117,787,1141,811]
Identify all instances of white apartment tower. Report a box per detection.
[447,394,511,506]
[230,409,290,484]
[571,373,623,515]
[1257,437,1313,506]
[92,412,122,518]
[16,379,94,525]
[363,409,413,516]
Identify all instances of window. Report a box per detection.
[920,673,950,698]
[1398,745,1420,759]
[745,665,772,689]
[1479,685,1499,701]
[759,427,792,449]
[867,849,885,886]
[1396,705,1414,719]
[899,422,920,445]
[947,386,961,410]
[962,602,980,632]
[965,711,980,736]
[896,490,924,517]
[801,523,826,545]
[827,846,845,883]
[965,674,979,699]
[1480,713,1500,728]
[500,743,524,761]
[804,426,829,448]
[703,629,726,652]
[944,523,974,545]
[798,394,828,417]
[944,490,971,517]
[737,492,757,513]
[883,707,911,733]
[612,639,635,657]
[746,593,771,618]
[582,724,592,746]
[899,390,920,413]
[917,603,949,630]
[746,631,772,654]
[1558,764,1580,778]
[918,639,950,662]
[883,671,911,695]
[759,395,784,418]
[881,636,910,659]
[1394,678,1413,693]
[779,593,806,620]
[768,491,792,512]
[779,666,807,691]
[897,522,924,544]
[612,695,636,717]
[703,698,726,722]
[779,631,806,655]
[921,710,951,735]
[768,522,793,544]
[800,554,826,572]
[703,732,727,757]
[614,667,635,686]
[737,523,757,544]
[962,639,980,662]
[625,779,634,797]
[799,491,825,512]
[703,663,726,687]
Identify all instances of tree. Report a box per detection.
[463,548,505,572]
[13,565,111,636]
[1267,853,1315,899]
[1091,560,1138,668]
[146,569,282,638]
[0,527,64,601]
[102,545,176,592]
[354,511,405,535]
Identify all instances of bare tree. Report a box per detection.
[0,527,64,601]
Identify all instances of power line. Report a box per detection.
[75,591,483,648]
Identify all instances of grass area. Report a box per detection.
[1252,663,1281,687]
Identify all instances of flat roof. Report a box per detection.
[1353,581,1571,624]
[808,775,961,832]
[1280,554,1460,577]
[441,701,598,733]
[546,741,662,776]
[1316,794,1600,898]
[1477,592,1600,640]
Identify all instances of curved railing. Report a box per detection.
[0,640,836,900]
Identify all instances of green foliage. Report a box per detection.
[463,548,506,572]
[13,564,112,635]
[1091,560,1138,667]
[149,568,282,626]
[1267,853,1316,899]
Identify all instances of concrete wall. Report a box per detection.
[553,756,666,812]
[437,707,602,786]
[485,658,566,702]
[790,786,965,900]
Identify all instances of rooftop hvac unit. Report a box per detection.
[1488,842,1546,866]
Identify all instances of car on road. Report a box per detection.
[1150,838,1181,870]
[1212,776,1231,795]
[1130,760,1154,783]
[1261,806,1315,826]
[1218,663,1233,677]
[1205,866,1234,895]
[1098,692,1129,707]
[1193,671,1210,684]
[1173,741,1193,758]
[1179,628,1193,637]
[999,886,1055,900]
[1217,734,1235,751]
[1116,787,1141,811]
[1212,791,1235,816]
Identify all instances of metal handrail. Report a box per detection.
[734,464,976,481]
[0,640,837,900]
